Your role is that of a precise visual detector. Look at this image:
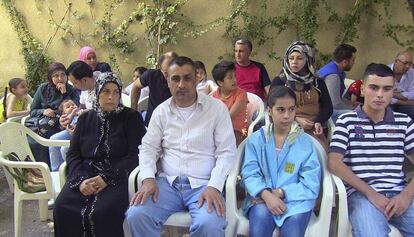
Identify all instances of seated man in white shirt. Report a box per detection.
[390,51,414,118]
[125,56,237,237]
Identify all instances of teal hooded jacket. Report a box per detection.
[241,123,321,226]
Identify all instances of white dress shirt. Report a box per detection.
[389,64,414,104]
[138,92,237,192]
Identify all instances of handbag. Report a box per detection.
[25,85,63,137]
[4,152,46,193]
[25,115,60,138]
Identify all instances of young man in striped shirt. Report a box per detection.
[329,63,414,237]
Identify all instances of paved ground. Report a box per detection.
[0,168,54,237]
[0,168,189,237]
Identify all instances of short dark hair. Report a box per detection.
[66,60,93,80]
[235,37,253,52]
[267,86,297,107]
[169,56,195,70]
[158,51,178,66]
[194,61,206,73]
[211,61,235,84]
[134,66,147,75]
[333,44,357,63]
[363,63,394,81]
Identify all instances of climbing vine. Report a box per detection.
[43,0,248,68]
[1,0,52,95]
[1,0,413,89]
[223,0,414,65]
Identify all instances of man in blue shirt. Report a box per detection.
[319,44,357,121]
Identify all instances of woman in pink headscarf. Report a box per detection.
[79,46,112,73]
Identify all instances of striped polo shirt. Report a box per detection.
[329,106,414,195]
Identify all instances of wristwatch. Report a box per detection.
[275,188,285,199]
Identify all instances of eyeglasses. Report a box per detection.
[397,59,413,67]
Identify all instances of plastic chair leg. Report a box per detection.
[225,219,237,237]
[14,197,22,237]
[39,199,48,221]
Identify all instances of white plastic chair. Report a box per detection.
[327,118,335,142]
[126,168,195,232]
[137,96,149,113]
[332,175,403,237]
[225,137,334,237]
[0,122,69,237]
[246,92,265,136]
[122,93,131,108]
[342,78,354,97]
[126,142,244,236]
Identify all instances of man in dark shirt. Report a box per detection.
[234,38,271,101]
[130,51,178,125]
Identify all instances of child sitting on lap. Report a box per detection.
[49,99,80,171]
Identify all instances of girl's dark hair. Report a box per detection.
[9,78,25,92]
[134,66,148,76]
[267,85,297,107]
[3,78,25,119]
[194,60,206,73]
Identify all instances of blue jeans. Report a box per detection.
[125,176,227,237]
[48,130,72,171]
[348,191,414,237]
[248,203,312,237]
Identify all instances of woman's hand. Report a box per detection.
[43,108,55,117]
[56,83,67,94]
[91,176,108,194]
[79,176,108,196]
[261,190,287,216]
[296,117,314,130]
[313,122,323,136]
[80,178,98,196]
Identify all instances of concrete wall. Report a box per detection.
[0,1,412,94]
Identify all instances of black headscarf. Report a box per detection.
[92,72,124,186]
[93,72,124,119]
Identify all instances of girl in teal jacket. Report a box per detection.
[241,86,321,237]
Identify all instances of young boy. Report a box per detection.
[211,60,248,146]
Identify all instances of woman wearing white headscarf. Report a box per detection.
[270,41,332,147]
[54,72,146,237]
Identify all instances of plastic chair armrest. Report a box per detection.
[0,154,55,193]
[128,166,140,197]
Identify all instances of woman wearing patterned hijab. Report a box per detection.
[270,41,332,147]
[54,72,146,237]
[79,46,112,73]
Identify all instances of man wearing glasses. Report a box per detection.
[389,51,414,119]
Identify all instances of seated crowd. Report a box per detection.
[1,41,414,237]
